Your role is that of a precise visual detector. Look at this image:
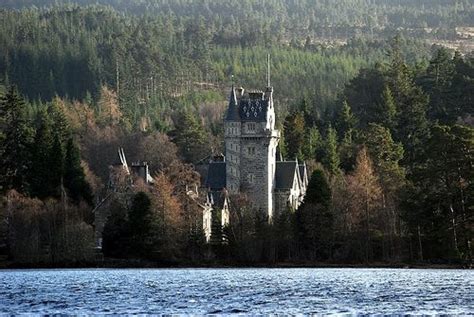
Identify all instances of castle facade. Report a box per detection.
[204,83,308,238]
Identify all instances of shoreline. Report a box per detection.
[1,258,469,270]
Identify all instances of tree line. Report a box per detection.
[0,2,472,266]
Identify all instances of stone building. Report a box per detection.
[204,83,308,238]
[94,148,154,248]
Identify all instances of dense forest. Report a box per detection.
[0,1,473,267]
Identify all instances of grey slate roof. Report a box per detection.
[239,98,268,122]
[225,86,270,122]
[205,161,226,190]
[275,161,298,189]
[225,87,240,121]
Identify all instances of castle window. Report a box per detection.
[247,122,256,132]
[248,146,255,155]
[248,173,255,184]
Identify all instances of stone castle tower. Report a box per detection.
[204,60,308,237]
[224,84,280,219]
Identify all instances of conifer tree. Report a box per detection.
[296,169,332,260]
[302,126,321,160]
[48,99,71,143]
[29,110,53,198]
[362,123,405,194]
[64,138,93,205]
[378,85,397,130]
[48,132,64,198]
[283,111,306,160]
[386,35,430,168]
[172,109,210,163]
[321,125,340,175]
[0,86,33,193]
[335,100,356,140]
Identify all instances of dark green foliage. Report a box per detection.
[29,110,54,198]
[345,67,386,128]
[64,138,93,206]
[29,107,92,202]
[335,101,357,140]
[0,86,33,193]
[171,110,210,163]
[321,125,340,175]
[402,125,473,261]
[296,169,333,260]
[102,200,130,258]
[274,207,296,262]
[129,192,152,236]
[422,49,474,123]
[362,123,405,193]
[283,111,306,160]
[48,132,64,198]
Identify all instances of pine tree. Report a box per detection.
[302,126,321,160]
[172,109,210,163]
[362,123,405,194]
[64,138,93,205]
[0,86,33,193]
[48,132,64,198]
[378,85,397,130]
[321,125,340,175]
[386,35,430,169]
[296,169,332,260]
[283,111,306,160]
[48,98,70,143]
[30,110,54,198]
[335,100,356,140]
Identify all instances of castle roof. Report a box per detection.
[275,161,299,189]
[225,86,270,122]
[225,87,240,121]
[239,98,268,122]
[205,161,226,190]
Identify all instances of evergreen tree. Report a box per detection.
[302,126,321,160]
[362,123,405,194]
[128,191,152,255]
[48,132,64,198]
[64,138,93,206]
[171,109,210,163]
[335,100,356,140]
[378,85,397,130]
[321,125,340,175]
[283,111,306,160]
[102,199,131,258]
[296,169,332,260]
[0,86,33,193]
[29,110,53,198]
[48,99,70,142]
[387,35,430,168]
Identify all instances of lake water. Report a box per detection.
[0,268,472,315]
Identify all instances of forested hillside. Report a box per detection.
[0,2,473,267]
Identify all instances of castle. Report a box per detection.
[95,80,308,245]
[203,82,308,240]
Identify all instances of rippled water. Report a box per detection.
[0,268,472,315]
